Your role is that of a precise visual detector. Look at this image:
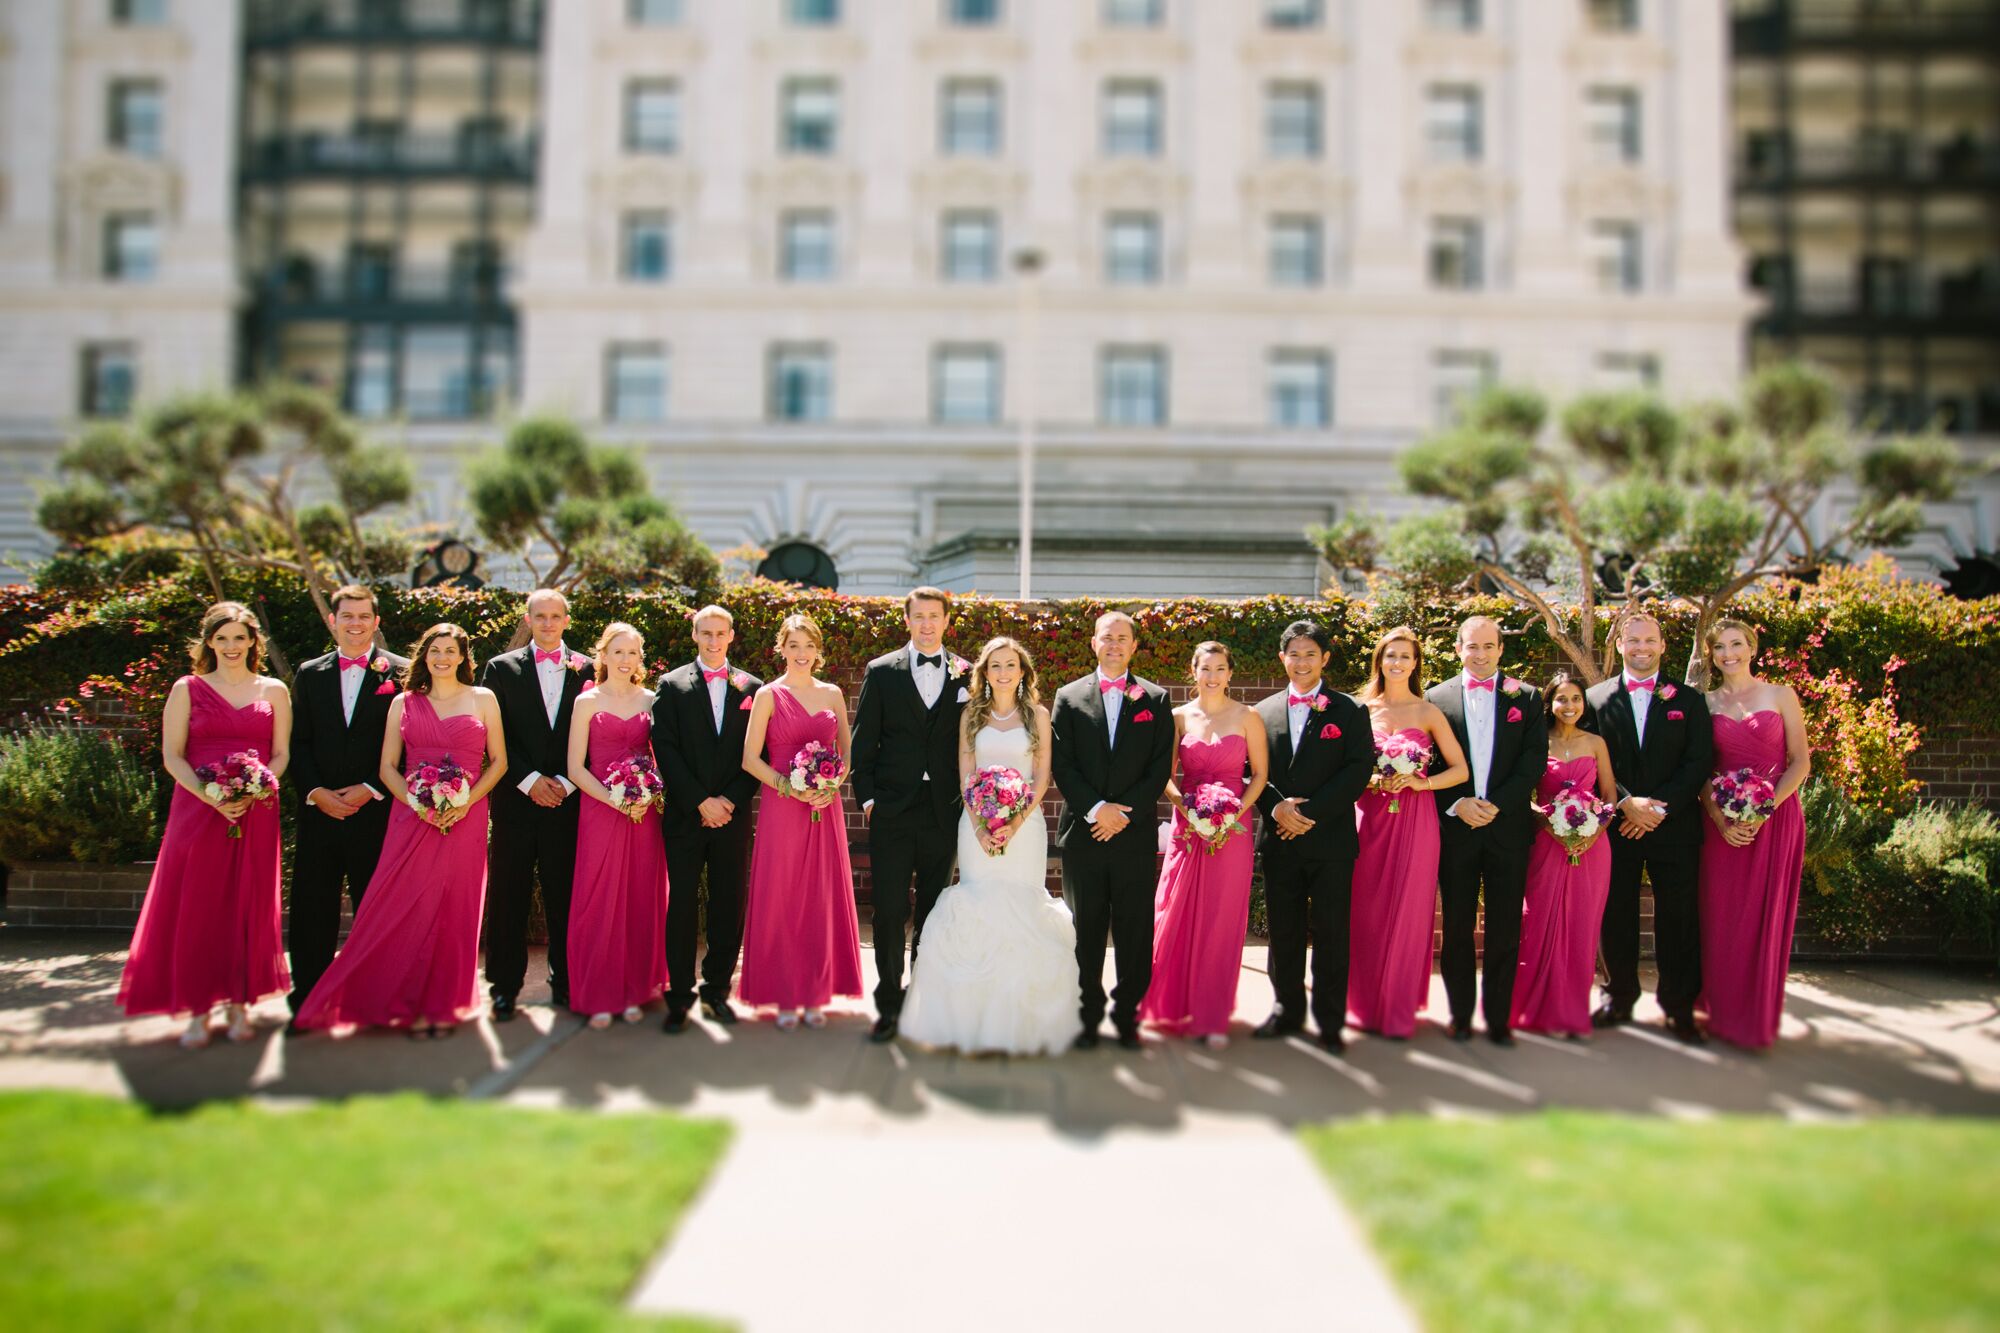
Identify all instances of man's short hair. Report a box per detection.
[905,586,954,619]
[690,604,735,632]
[1279,619,1332,654]
[330,584,378,615]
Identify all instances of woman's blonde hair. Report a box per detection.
[772,612,827,672]
[962,636,1043,755]
[592,621,651,687]
[1359,625,1425,701]
[1703,616,1760,664]
[189,602,268,676]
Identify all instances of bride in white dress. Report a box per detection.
[901,637,1081,1056]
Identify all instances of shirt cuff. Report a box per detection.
[862,799,874,812]
[517,771,542,796]
[1445,798,1465,818]
[363,783,384,801]
[556,775,577,796]
[1086,800,1106,823]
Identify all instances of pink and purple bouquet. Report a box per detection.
[1533,784,1617,866]
[964,765,1034,857]
[604,753,664,823]
[1183,782,1245,856]
[787,740,845,823]
[194,751,277,839]
[1712,767,1778,831]
[406,756,473,833]
[1371,733,1433,814]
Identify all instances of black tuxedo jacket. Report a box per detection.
[1426,675,1549,854]
[652,660,764,839]
[480,644,589,809]
[1049,673,1175,855]
[290,649,410,804]
[851,648,967,824]
[1584,674,1715,851]
[1253,688,1375,861]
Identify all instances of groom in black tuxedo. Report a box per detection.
[851,587,967,1043]
[286,584,408,1023]
[653,605,763,1032]
[1050,610,1175,1050]
[479,588,588,1020]
[1252,619,1374,1053]
[1426,616,1547,1046]
[1584,612,1715,1043]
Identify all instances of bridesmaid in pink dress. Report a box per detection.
[120,602,293,1048]
[738,612,864,1029]
[296,623,508,1038]
[1697,618,1810,1049]
[1142,642,1269,1047]
[1512,673,1618,1038]
[565,622,672,1028]
[1348,627,1469,1039]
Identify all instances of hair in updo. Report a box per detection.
[1189,640,1232,680]
[772,612,827,672]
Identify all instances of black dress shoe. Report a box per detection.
[869,1015,899,1044]
[701,999,740,1026]
[1449,1019,1474,1042]
[1487,1028,1516,1048]
[661,1008,689,1035]
[1251,1014,1304,1040]
[1667,1014,1707,1045]
[490,995,518,1023]
[1115,1025,1142,1051]
[1072,1029,1101,1051]
[1319,1030,1346,1055]
[1590,1003,1632,1030]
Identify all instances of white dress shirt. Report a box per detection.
[1625,671,1657,744]
[701,659,730,733]
[910,642,947,710]
[517,643,578,797]
[1463,671,1496,802]
[308,653,385,805]
[1286,680,1324,750]
[1086,668,1134,824]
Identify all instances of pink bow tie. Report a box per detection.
[1627,677,1656,693]
[339,655,370,672]
[1289,694,1316,708]
[1099,677,1128,695]
[1466,676,1495,693]
[702,667,730,684]
[535,648,566,665]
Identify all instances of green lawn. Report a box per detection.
[1306,1113,2000,1333]
[1,1092,731,1332]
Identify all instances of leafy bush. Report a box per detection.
[1873,802,2000,965]
[1796,780,1905,949]
[0,725,163,863]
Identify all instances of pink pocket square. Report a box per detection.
[1319,723,1342,740]
[1131,709,1155,724]
[374,681,397,696]
[1506,706,1523,723]
[738,696,754,711]
[1666,710,1684,721]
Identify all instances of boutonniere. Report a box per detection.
[1506,706,1523,723]
[1311,693,1330,713]
[1130,709,1155,724]
[568,653,589,674]
[1666,709,1685,722]
[1501,677,1525,697]
[1658,683,1678,701]
[374,680,397,696]
[1319,722,1342,740]
[730,671,752,693]
[947,655,970,680]
[1124,683,1144,702]
[370,656,390,675]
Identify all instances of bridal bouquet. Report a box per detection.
[1712,767,1777,831]
[786,740,845,823]
[1183,783,1245,856]
[1533,784,1616,866]
[1371,733,1432,814]
[964,765,1033,857]
[194,751,278,839]
[604,753,664,823]
[406,756,473,833]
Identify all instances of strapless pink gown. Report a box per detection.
[567,709,671,1015]
[1512,754,1612,1037]
[1347,728,1439,1038]
[1142,732,1253,1037]
[1698,710,1805,1049]
[118,675,289,1017]
[738,686,863,1010]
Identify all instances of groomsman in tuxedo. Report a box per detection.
[851,587,967,1043]
[653,605,763,1033]
[1585,612,1715,1043]
[1050,611,1174,1050]
[479,588,588,1020]
[1252,620,1374,1053]
[286,585,408,1025]
[1426,616,1548,1046]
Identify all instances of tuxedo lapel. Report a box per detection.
[1439,679,1469,753]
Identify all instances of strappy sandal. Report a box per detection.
[589,1012,614,1030]
[225,1008,255,1044]
[802,1009,827,1030]
[621,1006,645,1025]
[179,1016,212,1049]
[775,1011,801,1032]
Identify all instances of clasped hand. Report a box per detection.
[1089,803,1133,840]
[1617,796,1667,838]
[1272,797,1315,840]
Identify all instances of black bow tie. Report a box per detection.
[916,653,942,670]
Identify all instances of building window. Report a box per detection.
[1426,0,1481,31]
[1595,352,1659,391]
[1101,347,1167,426]
[941,210,999,282]
[628,0,682,23]
[941,79,1001,156]
[350,327,394,419]
[935,345,1002,424]
[1105,213,1161,285]
[780,210,836,281]
[1103,0,1163,26]
[1266,82,1322,160]
[1269,350,1332,429]
[109,80,163,159]
[1587,0,1640,32]
[770,345,833,421]
[1428,217,1483,290]
[103,213,158,282]
[788,0,840,25]
[1426,85,1482,163]
[625,81,680,154]
[782,78,839,155]
[1103,80,1162,157]
[1266,0,1322,28]
[1589,220,1642,292]
[758,541,839,589]
[946,0,1001,25]
[1433,349,1496,426]
[402,327,481,421]
[622,212,672,282]
[112,0,167,24]
[1586,87,1641,165]
[606,344,668,422]
[81,343,137,418]
[1269,215,1324,287]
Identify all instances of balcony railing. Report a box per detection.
[1737,139,2000,190]
[1757,273,2000,336]
[1734,2,2000,54]
[246,0,543,47]
[253,261,515,320]
[243,132,536,182]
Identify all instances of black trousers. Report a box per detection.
[287,800,392,1013]
[484,793,579,1006]
[867,792,958,1016]
[1437,832,1530,1031]
[1061,840,1155,1030]
[1261,846,1355,1036]
[662,822,751,1011]
[1602,831,1702,1018]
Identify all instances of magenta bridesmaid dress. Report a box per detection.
[295,693,490,1031]
[1511,754,1612,1037]
[118,675,290,1017]
[566,709,671,1015]
[1347,728,1440,1038]
[738,686,863,1011]
[1141,732,1253,1037]
[1698,710,1805,1049]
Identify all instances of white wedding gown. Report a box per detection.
[899,724,1083,1056]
